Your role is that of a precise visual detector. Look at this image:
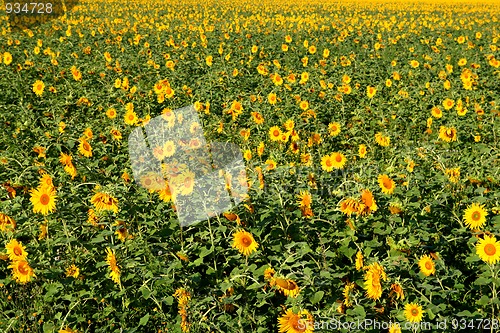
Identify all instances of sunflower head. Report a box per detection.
[232,229,258,256]
[404,302,424,323]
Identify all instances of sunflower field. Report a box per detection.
[0,0,500,332]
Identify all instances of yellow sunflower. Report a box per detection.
[105,247,121,284]
[330,152,347,169]
[78,139,92,157]
[264,267,276,281]
[8,260,35,284]
[91,192,119,213]
[359,189,378,215]
[355,251,364,271]
[404,303,424,323]
[463,203,488,229]
[358,144,367,158]
[278,309,314,333]
[364,262,386,300]
[418,255,436,276]
[124,109,139,126]
[5,239,28,262]
[328,122,341,136]
[30,186,57,215]
[232,229,258,256]
[33,80,45,97]
[65,264,80,278]
[438,126,457,142]
[339,198,361,216]
[375,132,390,147]
[476,235,500,264]
[273,277,300,297]
[378,174,396,195]
[297,190,312,208]
[269,126,282,142]
[320,154,334,172]
[0,213,16,232]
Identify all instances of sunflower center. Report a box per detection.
[383,179,393,189]
[411,308,418,316]
[242,237,251,246]
[485,244,497,256]
[425,262,432,270]
[325,159,332,167]
[472,211,481,221]
[40,194,50,205]
[273,130,280,137]
[335,154,342,163]
[18,262,28,275]
[83,142,90,151]
[14,247,22,256]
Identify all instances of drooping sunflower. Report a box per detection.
[339,198,361,216]
[65,264,80,279]
[91,192,119,213]
[269,126,282,142]
[105,247,120,285]
[404,303,424,323]
[375,132,390,147]
[78,139,92,157]
[278,308,314,333]
[30,186,57,215]
[251,112,264,125]
[418,255,436,276]
[359,189,377,215]
[438,126,457,142]
[476,235,500,264]
[463,203,488,229]
[363,262,387,300]
[8,260,35,284]
[0,213,16,232]
[390,283,405,300]
[273,277,300,297]
[378,174,396,195]
[5,239,28,261]
[232,229,258,256]
[355,251,364,271]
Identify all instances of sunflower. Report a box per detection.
[30,186,57,215]
[343,282,355,306]
[364,262,386,300]
[328,122,341,137]
[0,213,16,232]
[178,170,195,196]
[297,190,312,208]
[358,144,367,158]
[269,126,282,141]
[232,229,258,256]
[366,86,377,98]
[8,260,35,284]
[65,264,80,279]
[476,235,500,264]
[268,92,277,105]
[320,154,335,172]
[359,189,377,215]
[32,80,45,97]
[431,106,443,118]
[78,139,92,157]
[404,303,424,323]
[39,173,54,191]
[378,174,396,195]
[105,247,120,284]
[251,112,264,125]
[264,267,276,281]
[438,126,457,142]
[390,283,405,300]
[388,323,402,333]
[273,277,300,297]
[339,198,360,216]
[5,239,28,262]
[355,251,364,271]
[418,255,436,276]
[375,132,390,147]
[278,309,314,333]
[124,109,139,126]
[463,203,488,229]
[91,192,119,213]
[257,142,266,156]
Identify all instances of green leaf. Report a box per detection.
[474,276,491,285]
[139,313,150,326]
[310,291,324,304]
